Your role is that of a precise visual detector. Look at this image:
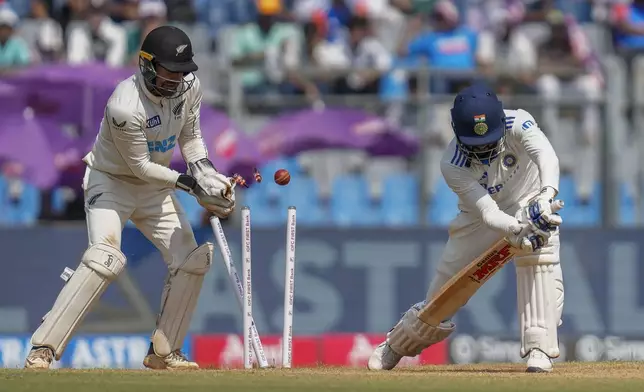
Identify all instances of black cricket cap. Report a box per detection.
[140,25,198,73]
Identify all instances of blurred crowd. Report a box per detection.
[3,0,644,227]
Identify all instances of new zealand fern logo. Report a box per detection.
[112,117,126,128]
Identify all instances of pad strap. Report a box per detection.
[387,302,455,357]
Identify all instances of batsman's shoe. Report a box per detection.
[24,346,54,369]
[143,350,199,370]
[367,341,403,371]
[526,349,553,373]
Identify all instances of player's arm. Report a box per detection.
[178,76,208,164]
[440,159,522,236]
[514,110,563,232]
[176,77,235,218]
[516,110,560,199]
[107,104,181,188]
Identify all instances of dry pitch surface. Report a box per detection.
[2,362,644,392]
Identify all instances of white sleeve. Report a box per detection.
[365,38,392,71]
[440,152,521,236]
[513,110,560,194]
[66,25,91,65]
[103,22,127,67]
[476,30,495,65]
[178,77,208,164]
[107,104,181,187]
[509,32,537,72]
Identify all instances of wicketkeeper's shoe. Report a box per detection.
[24,346,54,369]
[367,341,402,371]
[526,349,553,373]
[143,350,199,370]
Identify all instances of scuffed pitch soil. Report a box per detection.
[1,362,644,392]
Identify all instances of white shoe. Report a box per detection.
[24,346,54,369]
[143,350,199,370]
[367,341,403,371]
[526,349,553,373]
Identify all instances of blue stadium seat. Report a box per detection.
[427,176,459,226]
[331,174,381,226]
[557,176,601,227]
[242,186,282,227]
[280,176,328,226]
[51,187,67,215]
[619,184,637,226]
[381,173,420,226]
[0,180,41,226]
[175,190,204,228]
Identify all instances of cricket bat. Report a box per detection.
[417,200,564,326]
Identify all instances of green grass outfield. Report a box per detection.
[2,362,644,392]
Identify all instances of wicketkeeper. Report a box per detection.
[25,26,235,370]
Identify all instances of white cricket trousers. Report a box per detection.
[83,167,198,266]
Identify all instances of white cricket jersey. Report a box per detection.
[83,72,207,188]
[440,109,560,235]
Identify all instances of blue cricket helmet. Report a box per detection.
[450,84,506,162]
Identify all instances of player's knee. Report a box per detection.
[387,301,455,357]
[174,243,214,275]
[81,243,127,281]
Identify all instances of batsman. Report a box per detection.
[369,84,565,373]
[24,26,235,369]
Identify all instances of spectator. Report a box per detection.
[126,0,167,65]
[535,12,603,201]
[66,0,127,67]
[351,0,406,52]
[230,0,300,95]
[109,0,139,24]
[611,0,644,57]
[389,0,437,16]
[331,15,392,95]
[164,0,196,23]
[283,20,332,102]
[0,6,31,72]
[292,0,351,43]
[58,0,91,35]
[476,2,537,93]
[401,0,484,94]
[29,0,65,63]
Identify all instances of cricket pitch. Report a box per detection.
[2,362,644,392]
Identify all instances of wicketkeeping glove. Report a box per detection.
[176,159,236,219]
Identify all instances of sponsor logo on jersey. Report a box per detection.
[147,135,176,153]
[112,118,126,129]
[146,115,162,129]
[522,120,535,130]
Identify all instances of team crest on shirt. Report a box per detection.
[172,100,185,119]
[473,114,488,135]
[502,154,517,168]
